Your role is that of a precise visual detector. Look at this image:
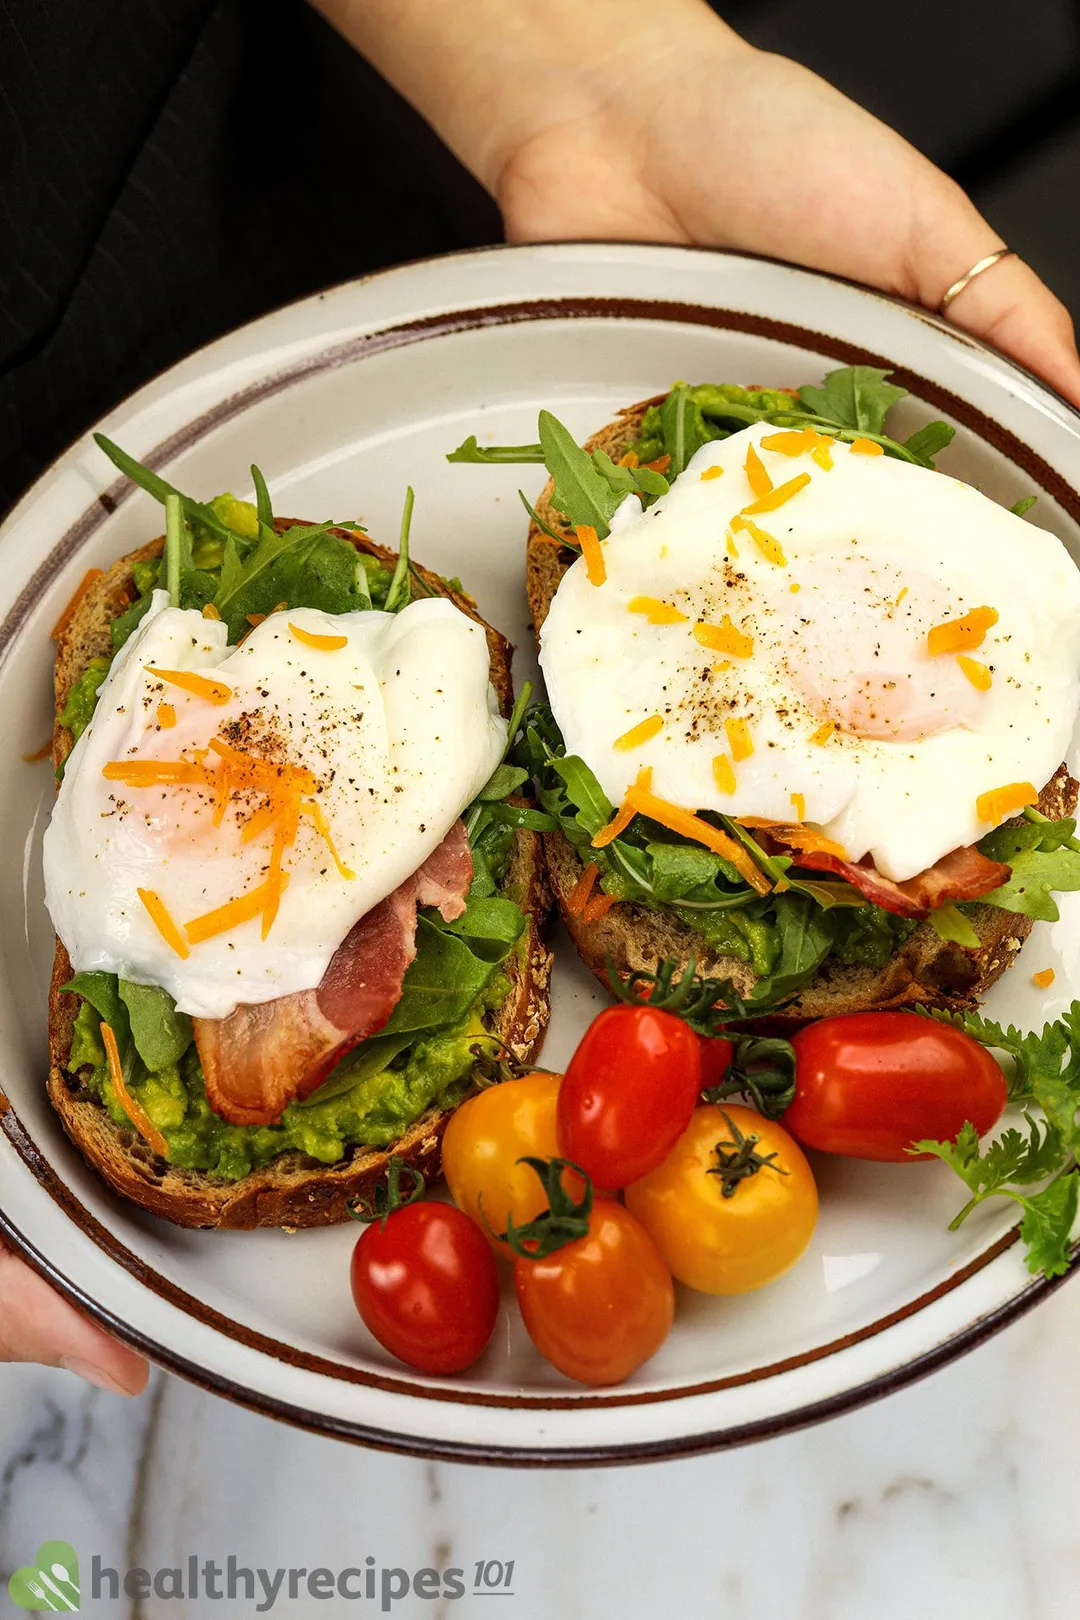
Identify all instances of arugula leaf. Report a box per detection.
[749,892,834,1002]
[797,366,906,435]
[61,971,130,1045]
[383,486,414,614]
[927,901,981,948]
[537,410,624,537]
[295,1032,415,1109]
[903,420,956,468]
[1010,495,1038,518]
[95,434,248,546]
[590,449,669,502]
[441,894,526,962]
[251,464,274,533]
[118,980,193,1071]
[658,382,715,477]
[978,816,1080,922]
[382,916,499,1035]
[519,489,579,550]
[446,436,545,464]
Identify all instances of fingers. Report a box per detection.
[0,1241,149,1395]
[940,254,1080,408]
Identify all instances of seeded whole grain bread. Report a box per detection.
[526,398,1078,1022]
[47,525,552,1229]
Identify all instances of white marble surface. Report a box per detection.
[2,1277,1079,1619]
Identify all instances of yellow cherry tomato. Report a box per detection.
[441,1072,563,1258]
[625,1104,818,1294]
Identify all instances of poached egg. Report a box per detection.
[539,423,1080,882]
[45,593,505,1018]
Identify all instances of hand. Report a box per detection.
[312,0,1080,405]
[0,1239,149,1395]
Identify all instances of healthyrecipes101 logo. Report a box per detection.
[8,1545,517,1611]
[7,1541,81,1610]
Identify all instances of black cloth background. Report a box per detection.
[0,0,500,518]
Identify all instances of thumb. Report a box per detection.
[0,1240,149,1395]
[939,248,1080,408]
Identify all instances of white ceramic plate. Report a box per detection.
[2,244,1080,1465]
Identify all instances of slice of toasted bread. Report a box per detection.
[48,525,552,1229]
[526,399,1078,1021]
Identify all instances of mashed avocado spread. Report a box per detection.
[60,480,537,1181]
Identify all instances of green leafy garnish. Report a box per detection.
[797,366,906,435]
[383,486,415,614]
[914,1002,1080,1276]
[446,437,546,464]
[927,901,981,948]
[977,811,1080,923]
[1010,495,1038,518]
[537,410,625,538]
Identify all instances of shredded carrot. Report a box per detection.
[289,622,349,652]
[623,786,771,894]
[627,596,687,625]
[731,514,787,566]
[247,612,267,627]
[591,767,652,849]
[617,450,639,468]
[725,717,754,762]
[810,720,835,746]
[581,891,618,923]
[760,430,815,457]
[811,442,834,471]
[156,702,177,728]
[566,860,600,917]
[773,824,848,859]
[745,443,773,499]
[791,791,806,821]
[575,524,606,586]
[22,739,52,762]
[51,568,104,641]
[301,798,355,880]
[184,875,289,945]
[100,1021,169,1157]
[976,782,1037,823]
[693,616,754,658]
[850,438,884,456]
[145,667,232,704]
[137,887,191,959]
[1033,968,1056,989]
[893,587,909,609]
[712,754,736,794]
[644,453,671,474]
[957,654,992,691]
[202,602,222,621]
[725,530,740,559]
[927,606,999,657]
[740,472,811,517]
[700,465,724,482]
[789,582,801,594]
[614,715,663,752]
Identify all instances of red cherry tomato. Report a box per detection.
[557,1005,703,1187]
[350,1201,500,1374]
[514,1201,674,1385]
[698,1035,735,1090]
[785,1011,1008,1162]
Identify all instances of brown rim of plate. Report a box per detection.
[3,271,1080,1464]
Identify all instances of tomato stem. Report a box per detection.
[346,1155,427,1228]
[497,1156,594,1259]
[707,1110,789,1199]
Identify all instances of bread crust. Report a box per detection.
[48,525,552,1229]
[526,400,1078,1022]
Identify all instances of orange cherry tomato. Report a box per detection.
[514,1200,674,1385]
[626,1104,818,1294]
[441,1072,564,1258]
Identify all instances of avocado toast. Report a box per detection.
[47,461,552,1229]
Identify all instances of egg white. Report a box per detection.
[44,593,506,1018]
[539,424,1080,882]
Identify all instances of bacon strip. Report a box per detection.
[193,823,473,1126]
[792,842,1010,918]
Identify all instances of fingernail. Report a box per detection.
[59,1355,138,1395]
